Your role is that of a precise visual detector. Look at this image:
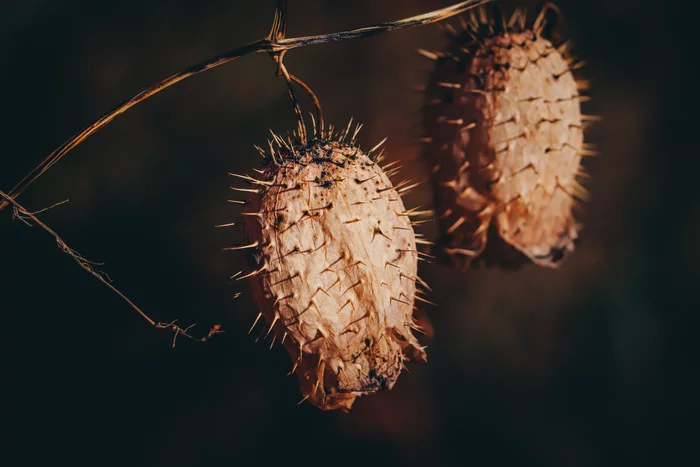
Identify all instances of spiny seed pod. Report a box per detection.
[231,123,427,412]
[420,4,594,271]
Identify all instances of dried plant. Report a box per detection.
[235,125,429,411]
[0,0,490,212]
[1,1,490,407]
[419,3,595,270]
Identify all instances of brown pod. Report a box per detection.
[233,125,427,411]
[421,5,592,271]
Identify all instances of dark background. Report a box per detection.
[1,1,698,466]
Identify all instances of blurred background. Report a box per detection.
[1,0,697,466]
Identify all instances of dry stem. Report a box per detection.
[0,0,489,346]
[0,0,491,211]
[0,190,223,347]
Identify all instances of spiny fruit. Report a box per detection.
[230,123,428,412]
[420,4,594,271]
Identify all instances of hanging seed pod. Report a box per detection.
[420,4,592,271]
[231,124,427,411]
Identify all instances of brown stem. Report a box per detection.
[273,50,308,144]
[288,74,324,138]
[0,189,223,347]
[0,0,491,211]
[269,3,308,144]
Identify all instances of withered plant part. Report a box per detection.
[230,125,428,411]
[1,1,490,344]
[420,3,594,270]
[0,0,490,213]
[0,190,223,346]
[225,1,435,410]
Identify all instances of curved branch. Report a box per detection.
[273,50,308,144]
[0,0,490,211]
[289,73,325,138]
[0,189,223,347]
[0,39,267,212]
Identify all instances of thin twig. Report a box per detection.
[288,73,324,138]
[269,1,309,144]
[273,50,308,144]
[0,0,491,211]
[12,198,69,225]
[0,189,223,346]
[269,1,325,143]
[28,199,70,216]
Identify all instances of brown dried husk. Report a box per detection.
[239,131,426,411]
[422,5,589,271]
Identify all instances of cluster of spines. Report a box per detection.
[417,5,597,139]
[246,117,382,167]
[416,4,597,266]
[220,121,434,398]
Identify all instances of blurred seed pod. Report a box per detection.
[229,124,428,411]
[420,3,594,271]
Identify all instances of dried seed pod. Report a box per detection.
[421,4,591,270]
[234,126,427,411]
